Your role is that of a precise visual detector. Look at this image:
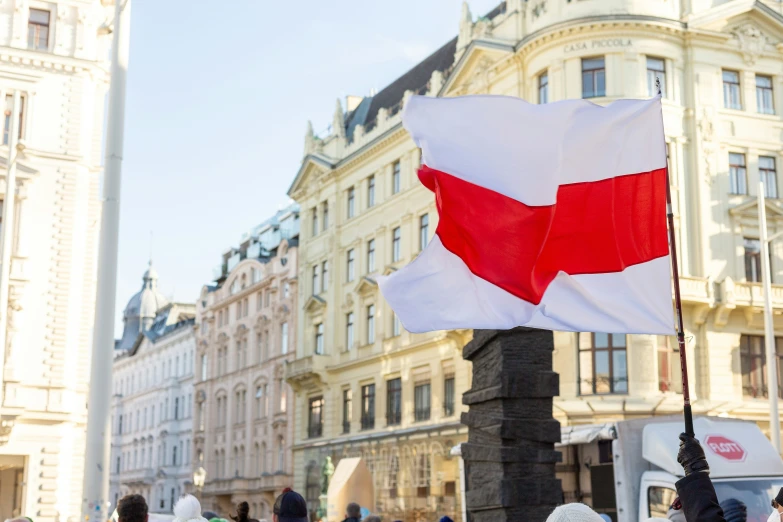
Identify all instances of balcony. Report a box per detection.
[715,277,783,326]
[308,423,323,439]
[360,414,375,431]
[121,468,156,486]
[284,355,327,391]
[414,407,431,422]
[386,411,401,426]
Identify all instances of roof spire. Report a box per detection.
[333,98,345,138]
[304,120,316,155]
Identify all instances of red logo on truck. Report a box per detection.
[705,435,746,461]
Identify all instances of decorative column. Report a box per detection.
[461,328,562,522]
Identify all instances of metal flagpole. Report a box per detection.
[758,180,781,453]
[658,78,695,436]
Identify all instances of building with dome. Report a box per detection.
[109,264,196,512]
[287,0,783,519]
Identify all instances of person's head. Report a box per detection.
[774,488,783,514]
[362,517,381,522]
[118,494,148,522]
[439,517,454,522]
[545,503,605,522]
[346,504,361,519]
[202,514,218,521]
[231,502,250,522]
[272,488,307,522]
[720,498,747,522]
[173,495,208,522]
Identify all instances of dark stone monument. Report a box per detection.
[461,327,563,522]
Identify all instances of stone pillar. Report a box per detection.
[461,328,562,522]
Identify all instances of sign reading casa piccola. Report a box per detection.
[564,39,633,52]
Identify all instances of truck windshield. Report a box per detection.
[714,479,783,522]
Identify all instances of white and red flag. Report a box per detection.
[378,94,675,335]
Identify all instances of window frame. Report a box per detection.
[347,248,355,282]
[367,175,375,208]
[392,161,401,194]
[367,304,375,344]
[392,227,401,263]
[367,239,376,273]
[723,70,742,110]
[27,8,50,51]
[307,396,324,439]
[760,155,778,198]
[729,152,748,195]
[347,187,355,219]
[361,383,375,430]
[314,323,324,355]
[538,71,549,104]
[3,94,25,146]
[756,74,775,115]
[419,214,429,252]
[386,378,402,426]
[578,333,628,395]
[646,56,666,98]
[346,312,354,351]
[740,334,783,399]
[342,388,352,434]
[414,382,431,422]
[581,57,606,99]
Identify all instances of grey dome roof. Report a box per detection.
[124,262,169,319]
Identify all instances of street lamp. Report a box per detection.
[193,467,206,498]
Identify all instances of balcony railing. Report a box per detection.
[360,415,375,430]
[308,423,323,439]
[386,411,401,426]
[414,407,431,422]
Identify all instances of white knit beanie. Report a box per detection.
[172,495,209,522]
[546,504,606,522]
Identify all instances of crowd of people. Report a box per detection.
[106,433,781,522]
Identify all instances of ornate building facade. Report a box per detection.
[194,205,299,520]
[0,1,115,520]
[109,265,196,513]
[288,0,783,519]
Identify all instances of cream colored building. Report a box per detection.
[287,0,783,519]
[194,205,299,520]
[0,1,114,521]
[109,265,197,514]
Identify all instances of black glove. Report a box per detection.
[677,432,710,476]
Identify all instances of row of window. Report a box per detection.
[115,350,195,397]
[729,152,779,197]
[214,283,291,329]
[116,437,191,474]
[307,373,456,438]
[116,393,193,435]
[203,324,289,381]
[207,379,288,429]
[310,161,404,237]
[536,55,776,116]
[312,215,430,295]
[312,309,403,355]
[210,438,285,480]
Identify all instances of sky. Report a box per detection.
[114,0,501,335]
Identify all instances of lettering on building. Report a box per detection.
[564,39,633,52]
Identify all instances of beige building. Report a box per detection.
[194,205,299,520]
[287,0,783,519]
[0,0,114,520]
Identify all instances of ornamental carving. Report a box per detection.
[698,108,716,186]
[473,17,492,38]
[732,23,766,65]
[531,1,547,19]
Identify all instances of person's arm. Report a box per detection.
[675,433,726,522]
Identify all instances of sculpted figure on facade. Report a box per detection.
[732,23,766,65]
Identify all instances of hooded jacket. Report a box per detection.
[675,473,726,522]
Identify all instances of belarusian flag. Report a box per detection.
[378,94,675,335]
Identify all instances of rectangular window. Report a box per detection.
[27,8,50,50]
[3,94,25,146]
[538,71,549,104]
[392,313,401,337]
[581,57,606,98]
[342,388,352,434]
[392,227,401,262]
[315,323,324,355]
[444,375,455,416]
[757,75,775,114]
[281,322,289,354]
[367,239,376,273]
[578,333,628,395]
[723,70,742,109]
[656,335,682,393]
[740,335,783,399]
[347,187,355,218]
[729,153,747,195]
[419,214,429,252]
[200,354,207,381]
[392,161,401,194]
[761,156,778,198]
[646,57,666,97]
[311,207,318,236]
[414,382,431,421]
[347,249,355,282]
[387,378,402,426]
[308,397,324,438]
[744,238,764,283]
[312,265,319,295]
[361,384,375,430]
[367,175,375,208]
[321,260,329,292]
[322,201,329,230]
[367,305,375,344]
[346,313,354,351]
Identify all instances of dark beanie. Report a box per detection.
[720,498,747,522]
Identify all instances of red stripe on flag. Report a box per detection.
[419,165,669,305]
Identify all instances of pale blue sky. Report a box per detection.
[114,0,500,334]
